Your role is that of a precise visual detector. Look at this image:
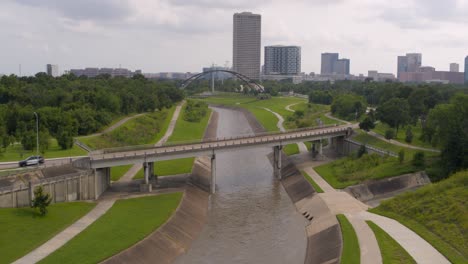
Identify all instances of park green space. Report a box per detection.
[79,106,176,150]
[372,122,435,149]
[366,221,416,264]
[336,214,360,264]
[0,202,96,264]
[283,144,299,156]
[370,170,468,263]
[314,154,421,189]
[40,193,183,264]
[0,139,87,162]
[301,170,324,193]
[110,165,133,181]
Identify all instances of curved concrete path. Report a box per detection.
[13,198,117,264]
[367,131,440,153]
[303,167,450,264]
[119,101,186,182]
[285,102,302,113]
[262,107,308,154]
[81,113,145,139]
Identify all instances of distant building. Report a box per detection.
[334,59,350,75]
[202,66,232,80]
[264,45,301,75]
[143,72,196,80]
[321,53,339,75]
[69,67,141,78]
[397,53,422,81]
[233,12,261,80]
[368,71,396,82]
[449,63,459,72]
[465,56,468,84]
[46,64,59,77]
[399,66,464,84]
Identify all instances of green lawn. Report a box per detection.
[372,122,435,149]
[167,106,212,143]
[40,193,183,264]
[111,165,133,181]
[133,157,195,179]
[0,202,96,264]
[370,170,468,263]
[301,170,324,193]
[284,144,299,156]
[0,139,87,162]
[337,214,360,264]
[314,154,420,189]
[366,221,416,264]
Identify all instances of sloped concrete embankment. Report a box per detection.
[344,172,431,206]
[278,154,342,264]
[102,186,209,264]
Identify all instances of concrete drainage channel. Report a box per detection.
[302,211,314,222]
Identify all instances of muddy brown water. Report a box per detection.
[174,107,307,264]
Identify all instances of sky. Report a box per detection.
[1,0,467,76]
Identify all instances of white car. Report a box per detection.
[18,156,45,167]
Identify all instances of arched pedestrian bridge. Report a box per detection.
[75,124,352,193]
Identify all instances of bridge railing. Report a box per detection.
[90,124,350,156]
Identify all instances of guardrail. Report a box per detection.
[91,124,349,156]
[345,139,397,157]
[74,139,93,152]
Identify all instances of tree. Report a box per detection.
[385,129,395,140]
[331,94,367,120]
[359,117,375,131]
[398,149,405,164]
[405,127,413,143]
[31,186,52,216]
[357,145,367,158]
[412,152,425,168]
[377,98,410,135]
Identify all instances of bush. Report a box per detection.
[398,149,405,164]
[183,100,208,122]
[412,151,425,167]
[31,186,52,216]
[359,117,375,131]
[405,127,413,143]
[357,145,367,158]
[385,129,395,140]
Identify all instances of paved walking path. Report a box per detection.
[285,102,302,113]
[367,131,440,153]
[81,113,145,138]
[262,107,308,154]
[303,165,450,264]
[118,101,186,182]
[13,198,117,264]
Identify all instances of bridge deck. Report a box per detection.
[87,125,351,169]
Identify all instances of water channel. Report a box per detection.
[174,107,307,264]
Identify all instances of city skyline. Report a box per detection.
[0,0,468,76]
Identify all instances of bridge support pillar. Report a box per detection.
[273,146,282,180]
[140,162,152,192]
[318,140,323,155]
[210,154,216,194]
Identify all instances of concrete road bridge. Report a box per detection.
[74,124,353,193]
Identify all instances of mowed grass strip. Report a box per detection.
[370,170,468,263]
[300,170,324,193]
[366,221,416,264]
[336,214,360,264]
[0,202,96,264]
[111,164,133,181]
[133,157,195,179]
[0,139,87,162]
[283,144,299,156]
[40,193,183,264]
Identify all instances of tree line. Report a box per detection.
[0,73,184,151]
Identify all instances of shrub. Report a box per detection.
[357,145,367,158]
[398,149,405,164]
[412,151,425,168]
[359,117,375,131]
[31,186,52,216]
[183,100,208,122]
[405,127,413,143]
[385,129,395,140]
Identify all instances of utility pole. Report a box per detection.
[211,63,215,94]
[33,112,39,161]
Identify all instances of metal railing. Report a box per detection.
[345,138,397,157]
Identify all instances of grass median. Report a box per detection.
[366,221,416,264]
[40,193,183,264]
[336,214,360,264]
[301,170,324,193]
[0,202,96,264]
[369,170,468,263]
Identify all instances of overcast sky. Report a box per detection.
[1,0,467,76]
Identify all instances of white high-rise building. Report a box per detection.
[264,45,301,75]
[233,12,261,80]
[46,64,59,77]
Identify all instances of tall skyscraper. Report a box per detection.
[449,63,459,72]
[46,64,59,77]
[397,53,422,80]
[334,59,350,75]
[264,45,301,75]
[465,56,468,84]
[233,12,261,80]
[321,53,339,74]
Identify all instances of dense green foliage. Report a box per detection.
[377,98,410,134]
[366,221,416,264]
[370,170,468,263]
[183,100,208,122]
[0,202,96,264]
[331,94,367,121]
[0,74,183,152]
[336,214,360,264]
[41,193,182,264]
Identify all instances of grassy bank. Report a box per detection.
[301,170,324,193]
[0,139,87,162]
[366,221,416,264]
[284,144,299,156]
[314,154,420,189]
[372,122,434,149]
[337,214,360,264]
[370,170,468,263]
[0,202,96,264]
[111,165,133,181]
[40,193,183,264]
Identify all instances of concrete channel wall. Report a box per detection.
[0,168,110,208]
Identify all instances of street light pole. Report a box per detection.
[33,112,39,160]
